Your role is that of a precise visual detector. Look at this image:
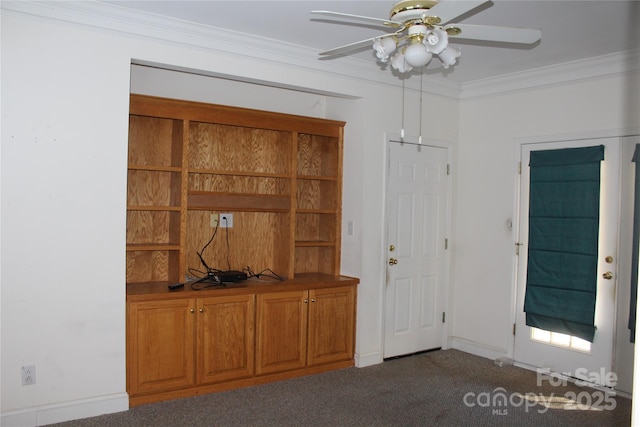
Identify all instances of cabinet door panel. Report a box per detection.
[128,299,195,395]
[198,294,255,384]
[308,286,356,366]
[256,291,308,375]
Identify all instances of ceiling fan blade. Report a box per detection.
[428,0,489,24]
[311,10,402,28]
[446,24,542,44]
[318,36,380,56]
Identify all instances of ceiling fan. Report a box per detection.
[311,0,542,74]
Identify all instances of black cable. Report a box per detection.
[223,216,231,271]
[244,266,285,282]
[188,218,226,290]
[197,219,219,273]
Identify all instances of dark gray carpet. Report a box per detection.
[50,349,631,426]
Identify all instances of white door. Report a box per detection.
[513,137,620,385]
[384,140,449,358]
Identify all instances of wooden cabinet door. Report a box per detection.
[255,290,308,375]
[307,285,356,366]
[127,299,195,395]
[197,294,255,384]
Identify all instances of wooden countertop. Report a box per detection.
[127,273,359,302]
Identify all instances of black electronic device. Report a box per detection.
[215,270,248,283]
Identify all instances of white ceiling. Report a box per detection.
[106,0,639,83]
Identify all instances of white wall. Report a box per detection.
[453,73,640,386]
[1,6,458,424]
[4,2,637,425]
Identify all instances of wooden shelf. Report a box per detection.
[296,175,337,181]
[296,209,337,214]
[126,244,181,251]
[129,165,182,173]
[295,241,336,247]
[187,192,290,212]
[127,206,181,212]
[127,94,345,283]
[190,168,291,179]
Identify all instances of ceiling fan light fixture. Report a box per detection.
[425,28,448,54]
[404,42,432,67]
[437,46,461,69]
[373,37,397,62]
[390,51,413,73]
[312,0,542,77]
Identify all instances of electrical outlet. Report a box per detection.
[210,213,218,228]
[220,213,233,228]
[22,365,35,386]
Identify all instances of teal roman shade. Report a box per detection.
[524,145,605,342]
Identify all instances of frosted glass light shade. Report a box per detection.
[438,46,461,69]
[425,28,448,54]
[390,52,412,73]
[373,37,397,62]
[404,43,433,67]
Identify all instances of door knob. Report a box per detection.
[602,271,614,280]
[388,258,398,266]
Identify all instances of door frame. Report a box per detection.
[382,132,454,354]
[509,128,640,374]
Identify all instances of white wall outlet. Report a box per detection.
[210,213,218,228]
[220,213,233,228]
[22,365,35,386]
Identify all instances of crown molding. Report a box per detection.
[2,1,461,99]
[5,1,635,101]
[460,50,640,99]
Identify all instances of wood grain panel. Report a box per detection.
[307,286,355,366]
[128,170,180,207]
[294,247,336,275]
[186,211,290,278]
[128,116,180,167]
[255,291,307,375]
[198,295,255,384]
[127,299,195,395]
[126,250,180,283]
[127,211,180,244]
[130,95,344,137]
[189,122,291,174]
[296,180,336,210]
[189,174,289,196]
[295,213,336,242]
[297,134,338,177]
[188,193,290,212]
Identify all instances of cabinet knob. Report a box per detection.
[304,299,309,303]
[311,299,316,303]
[190,309,195,313]
[199,308,204,313]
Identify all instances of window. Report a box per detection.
[531,327,591,352]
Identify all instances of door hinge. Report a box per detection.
[513,323,516,336]
[515,242,523,256]
[442,312,446,323]
[445,238,448,250]
[447,164,451,175]
[518,162,522,174]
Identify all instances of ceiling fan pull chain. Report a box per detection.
[401,77,405,140]
[418,69,423,145]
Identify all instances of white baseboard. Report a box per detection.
[355,350,383,368]
[1,392,129,427]
[448,337,509,362]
